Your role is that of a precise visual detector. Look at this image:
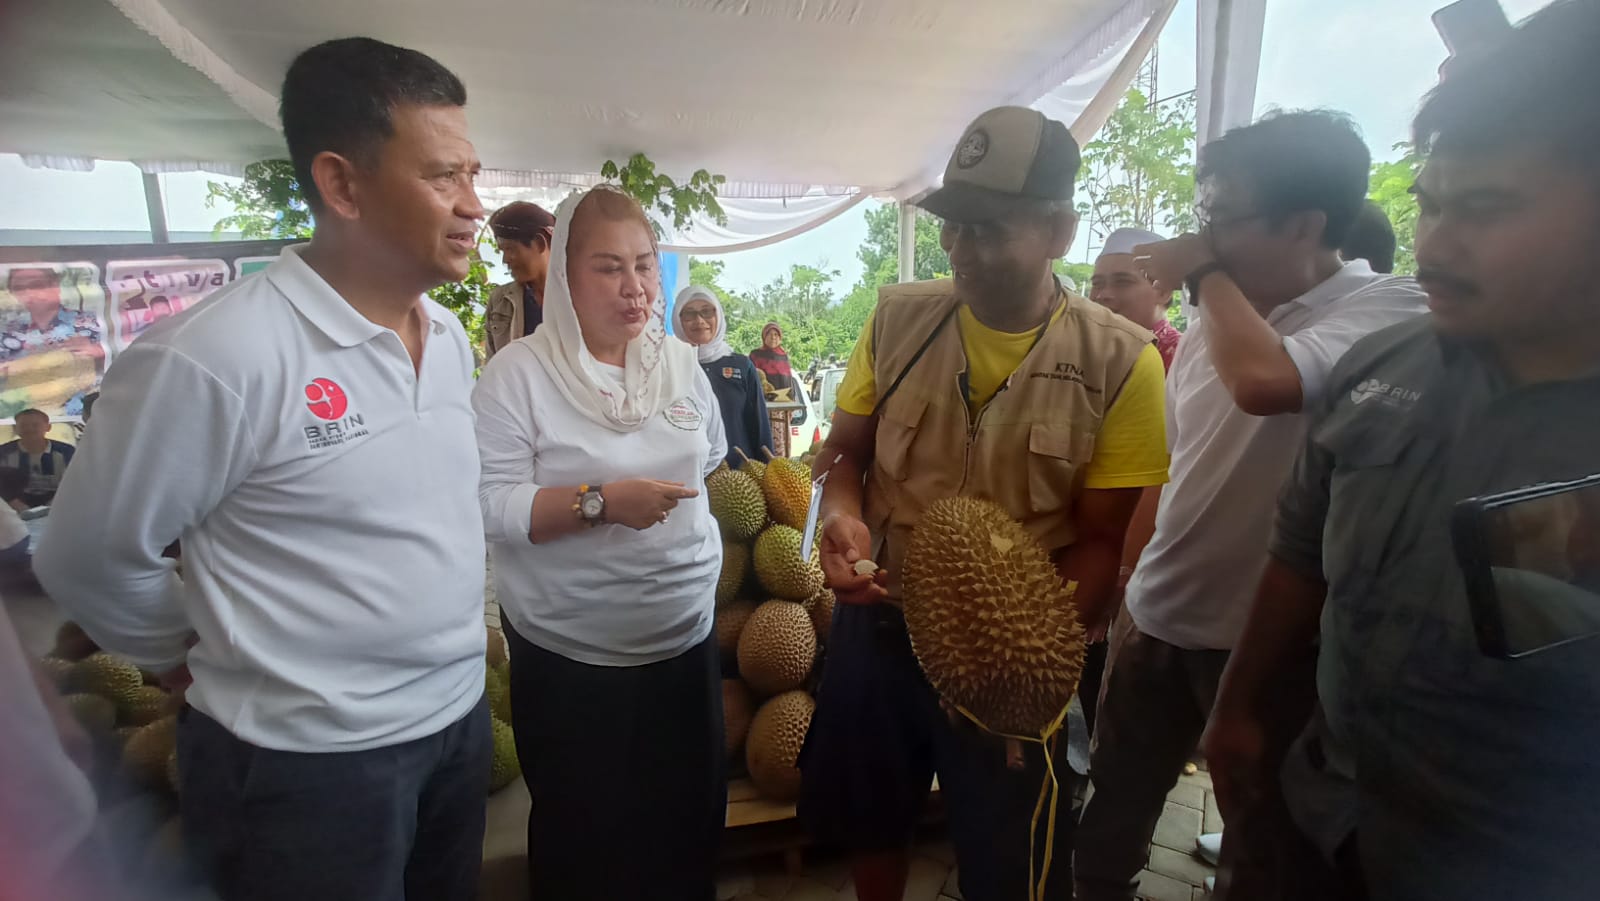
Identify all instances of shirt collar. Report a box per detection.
[1280,259,1380,315]
[268,245,451,347]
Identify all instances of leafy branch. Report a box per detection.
[600,153,728,238]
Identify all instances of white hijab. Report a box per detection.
[530,188,701,432]
[674,285,735,365]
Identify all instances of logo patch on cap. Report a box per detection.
[955,129,990,169]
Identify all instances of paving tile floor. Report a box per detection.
[713,771,1220,901]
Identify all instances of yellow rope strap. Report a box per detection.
[951,701,1072,901]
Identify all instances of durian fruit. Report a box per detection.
[707,468,768,541]
[712,460,731,476]
[70,653,144,704]
[485,666,512,724]
[486,626,509,668]
[761,456,813,531]
[737,601,817,696]
[902,497,1086,736]
[489,718,521,793]
[745,691,814,801]
[123,716,179,791]
[36,656,74,689]
[717,541,750,606]
[734,447,768,484]
[52,622,100,662]
[715,600,759,666]
[804,588,836,644]
[722,679,755,761]
[64,693,117,733]
[140,669,162,687]
[118,685,172,728]
[113,725,140,749]
[752,525,825,601]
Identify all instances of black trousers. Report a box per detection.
[503,621,726,901]
[176,698,491,901]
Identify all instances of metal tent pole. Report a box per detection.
[142,172,170,243]
[897,202,915,284]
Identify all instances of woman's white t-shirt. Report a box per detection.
[473,338,726,666]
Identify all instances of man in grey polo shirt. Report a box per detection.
[1205,2,1600,898]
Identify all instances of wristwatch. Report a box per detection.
[577,484,606,526]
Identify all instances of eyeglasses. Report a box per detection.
[680,307,718,322]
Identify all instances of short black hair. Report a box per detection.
[1415,0,1599,174]
[1198,110,1371,248]
[6,267,55,292]
[14,409,46,422]
[1341,201,1397,274]
[280,37,467,211]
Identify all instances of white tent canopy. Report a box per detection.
[1,0,1266,250]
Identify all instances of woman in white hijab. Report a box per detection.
[473,187,727,900]
[674,285,772,467]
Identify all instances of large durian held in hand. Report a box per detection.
[902,496,1086,737]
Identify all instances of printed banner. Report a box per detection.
[0,240,295,420]
[106,259,230,354]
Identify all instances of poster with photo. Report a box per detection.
[105,258,229,353]
[0,240,306,423]
[0,263,109,419]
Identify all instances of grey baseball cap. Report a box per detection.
[917,106,1081,224]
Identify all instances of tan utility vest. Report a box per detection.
[862,279,1152,598]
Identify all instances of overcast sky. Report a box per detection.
[0,0,1550,293]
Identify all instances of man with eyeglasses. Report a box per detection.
[1073,110,1426,901]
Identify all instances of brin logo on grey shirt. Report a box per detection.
[1350,377,1424,410]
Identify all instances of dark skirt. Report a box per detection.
[503,621,726,901]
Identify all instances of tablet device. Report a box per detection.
[1452,473,1600,658]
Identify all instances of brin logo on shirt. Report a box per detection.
[663,397,705,430]
[1349,378,1423,411]
[303,378,371,450]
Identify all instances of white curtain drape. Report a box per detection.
[1197,0,1270,145]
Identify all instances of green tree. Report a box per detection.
[205,160,313,239]
[1369,144,1421,276]
[687,258,735,305]
[723,263,850,371]
[857,203,951,285]
[1076,89,1198,254]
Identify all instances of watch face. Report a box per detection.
[581,494,604,518]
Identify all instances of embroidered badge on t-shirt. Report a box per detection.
[664,397,704,430]
[722,367,740,380]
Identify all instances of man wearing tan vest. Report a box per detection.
[797,107,1171,901]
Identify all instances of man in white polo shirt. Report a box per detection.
[1072,111,1426,901]
[35,38,491,901]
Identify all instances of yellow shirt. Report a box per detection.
[836,305,1169,490]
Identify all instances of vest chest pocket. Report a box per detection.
[1026,423,1095,514]
[875,396,927,482]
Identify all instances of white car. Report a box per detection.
[783,378,816,459]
